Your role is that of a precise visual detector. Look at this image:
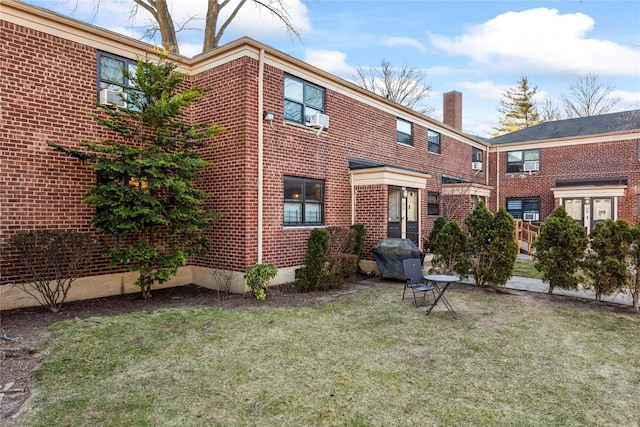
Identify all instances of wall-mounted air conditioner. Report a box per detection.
[100,88,126,107]
[308,112,329,129]
[471,161,483,171]
[523,212,539,221]
[523,161,540,172]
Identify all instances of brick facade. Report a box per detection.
[2,1,640,308]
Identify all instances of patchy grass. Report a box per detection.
[18,287,640,426]
[513,257,544,279]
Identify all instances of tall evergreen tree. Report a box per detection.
[583,219,631,301]
[533,206,587,295]
[463,203,518,287]
[493,76,543,136]
[50,51,222,298]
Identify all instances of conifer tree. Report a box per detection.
[431,220,468,275]
[50,51,222,298]
[493,76,543,136]
[627,222,640,312]
[583,219,631,301]
[463,203,518,287]
[533,206,587,295]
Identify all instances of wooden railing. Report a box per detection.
[514,219,540,255]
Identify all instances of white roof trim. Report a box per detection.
[551,185,627,198]
[350,167,429,189]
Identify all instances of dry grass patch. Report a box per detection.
[14,287,640,426]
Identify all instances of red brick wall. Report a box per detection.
[0,22,116,282]
[488,139,640,223]
[185,57,487,270]
[0,19,490,279]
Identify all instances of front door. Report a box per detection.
[564,197,613,234]
[387,187,419,246]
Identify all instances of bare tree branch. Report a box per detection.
[560,73,622,117]
[352,59,435,116]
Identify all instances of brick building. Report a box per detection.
[1,0,639,309]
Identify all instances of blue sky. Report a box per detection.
[27,0,640,137]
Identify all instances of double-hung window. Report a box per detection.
[506,149,540,173]
[428,130,441,154]
[397,119,413,146]
[428,192,440,216]
[507,198,540,221]
[284,75,325,125]
[472,147,483,169]
[284,177,324,226]
[97,52,138,108]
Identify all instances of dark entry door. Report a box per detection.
[387,187,419,246]
[406,188,418,245]
[387,187,401,238]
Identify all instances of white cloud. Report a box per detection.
[303,50,354,76]
[454,80,507,102]
[381,36,426,53]
[430,8,640,77]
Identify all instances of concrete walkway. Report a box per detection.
[363,254,635,308]
[503,254,634,307]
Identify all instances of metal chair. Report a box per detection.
[402,258,435,307]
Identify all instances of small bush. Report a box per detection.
[6,230,97,312]
[324,253,360,289]
[424,217,448,253]
[297,228,331,292]
[209,268,235,300]
[349,224,367,257]
[245,263,277,300]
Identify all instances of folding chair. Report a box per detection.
[402,258,435,307]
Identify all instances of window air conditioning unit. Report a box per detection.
[471,161,483,171]
[523,212,539,221]
[308,112,329,129]
[100,88,126,107]
[523,161,540,172]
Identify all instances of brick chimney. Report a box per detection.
[443,91,462,130]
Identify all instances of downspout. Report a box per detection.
[495,146,500,211]
[257,49,265,264]
[350,172,355,225]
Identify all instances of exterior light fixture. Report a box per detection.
[263,111,274,121]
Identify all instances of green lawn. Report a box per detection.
[513,257,544,279]
[18,286,640,426]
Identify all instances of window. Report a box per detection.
[284,177,324,226]
[506,149,540,173]
[284,75,325,125]
[472,147,483,162]
[428,192,440,216]
[397,119,413,146]
[428,130,440,154]
[507,198,540,221]
[97,52,138,107]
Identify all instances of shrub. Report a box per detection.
[583,219,631,301]
[6,230,97,313]
[464,203,518,287]
[627,222,640,312]
[325,253,360,288]
[245,263,278,300]
[533,206,587,295]
[424,217,448,253]
[297,228,331,292]
[349,223,367,257]
[430,220,468,274]
[209,268,235,301]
